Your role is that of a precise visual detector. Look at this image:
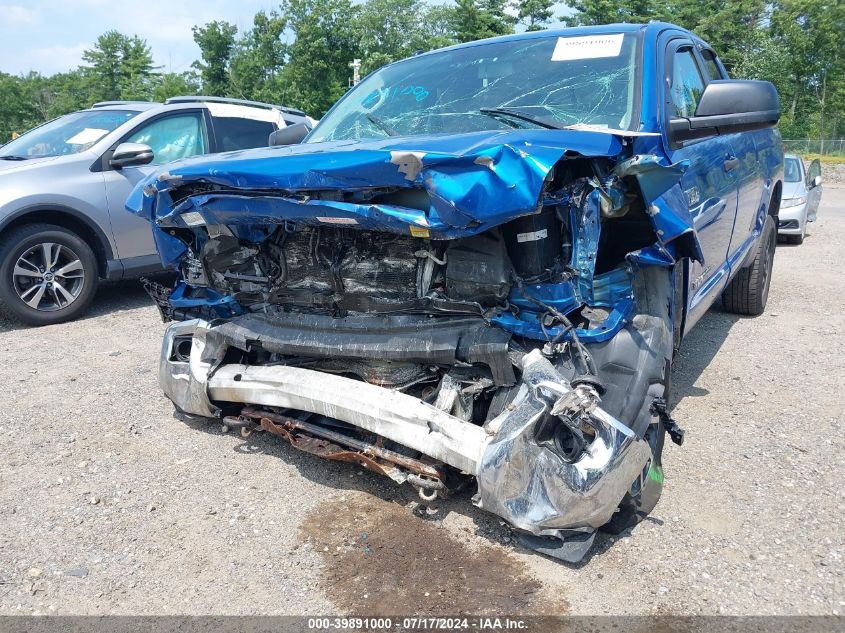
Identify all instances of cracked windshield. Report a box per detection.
[308,33,639,143]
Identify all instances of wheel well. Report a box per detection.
[769,181,782,217]
[1,209,111,277]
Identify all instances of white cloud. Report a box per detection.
[0,0,280,74]
[0,4,39,29]
[22,43,89,75]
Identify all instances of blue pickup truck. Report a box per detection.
[130,22,782,561]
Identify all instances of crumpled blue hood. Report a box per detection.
[127,129,700,266]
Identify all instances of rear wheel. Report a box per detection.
[0,223,99,325]
[722,215,776,316]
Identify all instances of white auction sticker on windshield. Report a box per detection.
[551,34,624,61]
[65,128,109,145]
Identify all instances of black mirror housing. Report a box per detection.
[269,122,312,147]
[694,80,780,123]
[110,142,154,169]
[671,80,780,144]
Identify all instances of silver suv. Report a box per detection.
[0,97,312,325]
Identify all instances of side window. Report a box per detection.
[670,48,706,118]
[807,159,821,184]
[700,50,724,81]
[783,158,803,183]
[212,117,276,151]
[126,113,208,165]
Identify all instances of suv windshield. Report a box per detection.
[0,110,139,159]
[784,157,803,183]
[308,33,639,143]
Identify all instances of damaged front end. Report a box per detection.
[131,128,696,562]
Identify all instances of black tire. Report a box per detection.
[722,215,775,316]
[786,232,804,246]
[600,360,670,535]
[0,223,99,326]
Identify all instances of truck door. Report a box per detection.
[662,40,739,328]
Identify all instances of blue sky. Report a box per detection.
[0,0,285,75]
[0,1,570,77]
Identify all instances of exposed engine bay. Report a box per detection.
[132,130,696,562]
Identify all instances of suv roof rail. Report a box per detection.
[164,96,306,117]
[92,100,154,108]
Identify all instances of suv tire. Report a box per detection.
[0,223,99,326]
[722,214,775,316]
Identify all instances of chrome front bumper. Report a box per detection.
[160,319,652,539]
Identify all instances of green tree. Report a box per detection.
[420,4,460,50]
[0,72,35,141]
[562,0,768,72]
[478,0,517,36]
[152,71,201,102]
[452,0,483,42]
[516,0,556,31]
[81,31,125,101]
[82,31,156,101]
[278,0,359,115]
[192,21,238,96]
[452,0,516,43]
[561,0,665,26]
[354,0,451,75]
[229,10,287,101]
[117,35,158,99]
[668,0,765,72]
[769,0,845,139]
[33,70,93,118]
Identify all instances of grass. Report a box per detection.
[797,153,845,165]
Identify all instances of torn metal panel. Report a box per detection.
[614,154,703,262]
[570,188,603,299]
[491,296,634,343]
[158,319,219,417]
[475,350,652,532]
[160,323,655,541]
[127,130,622,236]
[124,129,694,259]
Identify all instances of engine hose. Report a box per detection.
[519,287,596,376]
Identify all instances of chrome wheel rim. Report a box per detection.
[12,242,85,311]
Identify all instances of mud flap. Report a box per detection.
[517,530,597,563]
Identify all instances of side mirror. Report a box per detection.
[670,80,780,144]
[269,121,312,147]
[110,142,154,169]
[812,175,822,188]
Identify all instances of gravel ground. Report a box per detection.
[0,189,843,616]
[816,161,845,185]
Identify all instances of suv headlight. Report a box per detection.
[781,196,806,209]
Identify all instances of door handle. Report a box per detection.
[723,156,740,171]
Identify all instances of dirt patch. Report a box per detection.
[300,494,558,616]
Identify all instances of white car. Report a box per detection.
[778,154,822,245]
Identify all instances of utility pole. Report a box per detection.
[348,59,362,86]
